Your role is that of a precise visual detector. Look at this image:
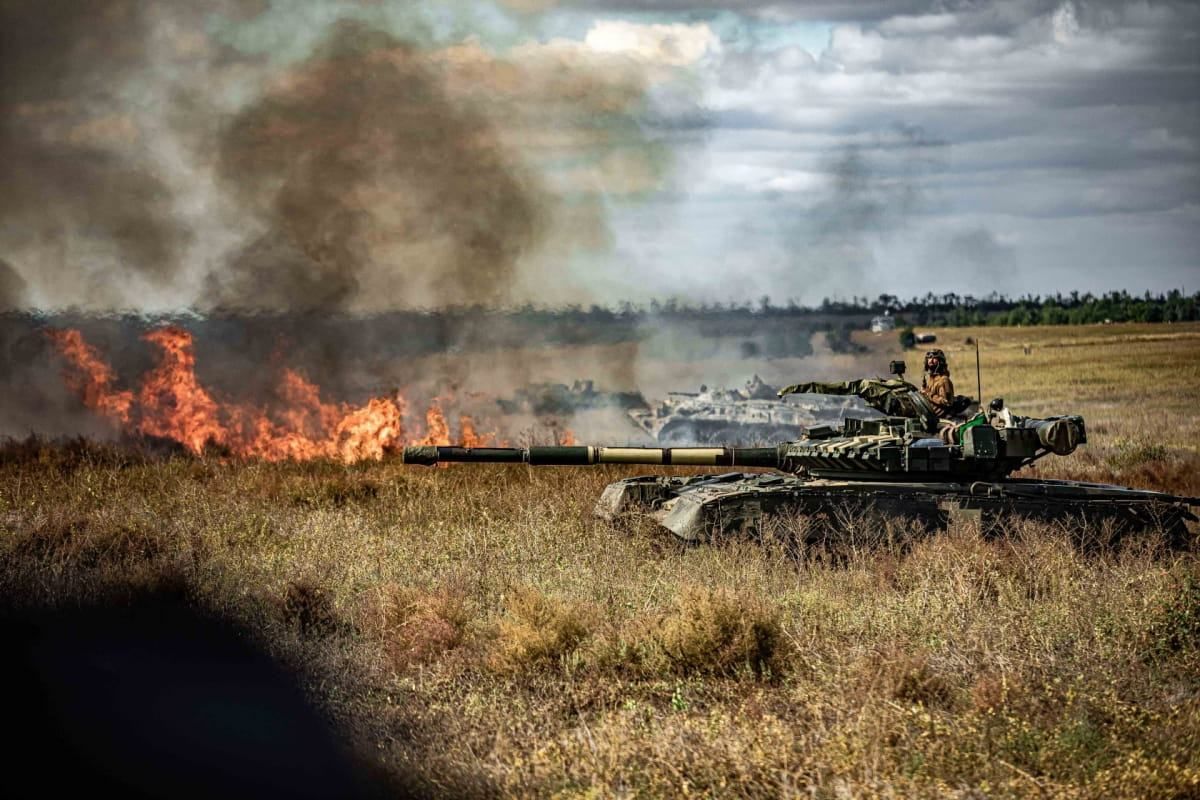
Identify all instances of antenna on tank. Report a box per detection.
[975,337,982,405]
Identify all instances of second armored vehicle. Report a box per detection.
[496,380,647,417]
[628,375,858,445]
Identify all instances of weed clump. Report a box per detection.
[654,586,785,678]
[359,583,475,670]
[876,648,956,709]
[280,580,339,637]
[9,514,167,572]
[1141,572,1200,663]
[489,586,593,673]
[1105,440,1170,470]
[287,474,381,509]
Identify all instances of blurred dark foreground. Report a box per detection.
[0,590,407,799]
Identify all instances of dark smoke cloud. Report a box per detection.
[1,3,676,313]
[0,2,685,439]
[0,1,192,302]
[944,228,1017,271]
[207,22,547,311]
[0,259,27,310]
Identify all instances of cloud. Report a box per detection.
[649,0,1200,300]
[581,19,720,66]
[559,1,936,20]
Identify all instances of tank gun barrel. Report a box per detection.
[400,445,781,468]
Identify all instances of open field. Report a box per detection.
[2,323,1199,798]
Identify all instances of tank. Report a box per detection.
[401,373,1198,546]
[627,375,856,445]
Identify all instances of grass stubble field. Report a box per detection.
[2,323,1199,798]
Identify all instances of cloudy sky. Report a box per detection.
[2,0,1197,310]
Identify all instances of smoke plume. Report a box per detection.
[789,123,946,299]
[208,21,547,311]
[0,259,27,310]
[0,1,194,306]
[0,1,693,442]
[0,2,679,312]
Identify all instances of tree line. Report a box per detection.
[865,289,1200,327]
[493,289,1199,327]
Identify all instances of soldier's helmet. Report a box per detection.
[924,349,949,374]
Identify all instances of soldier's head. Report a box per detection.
[924,349,949,375]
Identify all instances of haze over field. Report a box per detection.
[1,0,1196,313]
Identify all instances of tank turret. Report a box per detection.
[401,409,1082,482]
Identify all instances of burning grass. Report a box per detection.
[44,325,504,463]
[2,322,1199,797]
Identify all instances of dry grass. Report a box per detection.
[2,322,1199,798]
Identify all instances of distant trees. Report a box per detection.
[954,290,1198,327]
[756,289,1199,327]
[417,289,1199,327]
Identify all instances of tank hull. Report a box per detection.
[596,473,1196,546]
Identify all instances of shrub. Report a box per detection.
[280,580,339,637]
[1142,572,1200,663]
[489,586,593,673]
[359,582,475,670]
[1105,441,1170,471]
[880,648,955,709]
[654,586,785,678]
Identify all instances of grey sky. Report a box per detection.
[0,0,1196,310]
[579,0,1200,304]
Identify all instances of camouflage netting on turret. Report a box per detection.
[778,379,939,429]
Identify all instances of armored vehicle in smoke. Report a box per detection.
[496,380,647,417]
[401,368,1198,545]
[628,375,857,445]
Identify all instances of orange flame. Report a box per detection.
[137,327,224,454]
[458,415,499,448]
[416,399,451,446]
[44,329,134,424]
[46,326,502,463]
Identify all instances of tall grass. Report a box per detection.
[1,323,1198,798]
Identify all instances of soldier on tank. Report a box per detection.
[920,349,954,417]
